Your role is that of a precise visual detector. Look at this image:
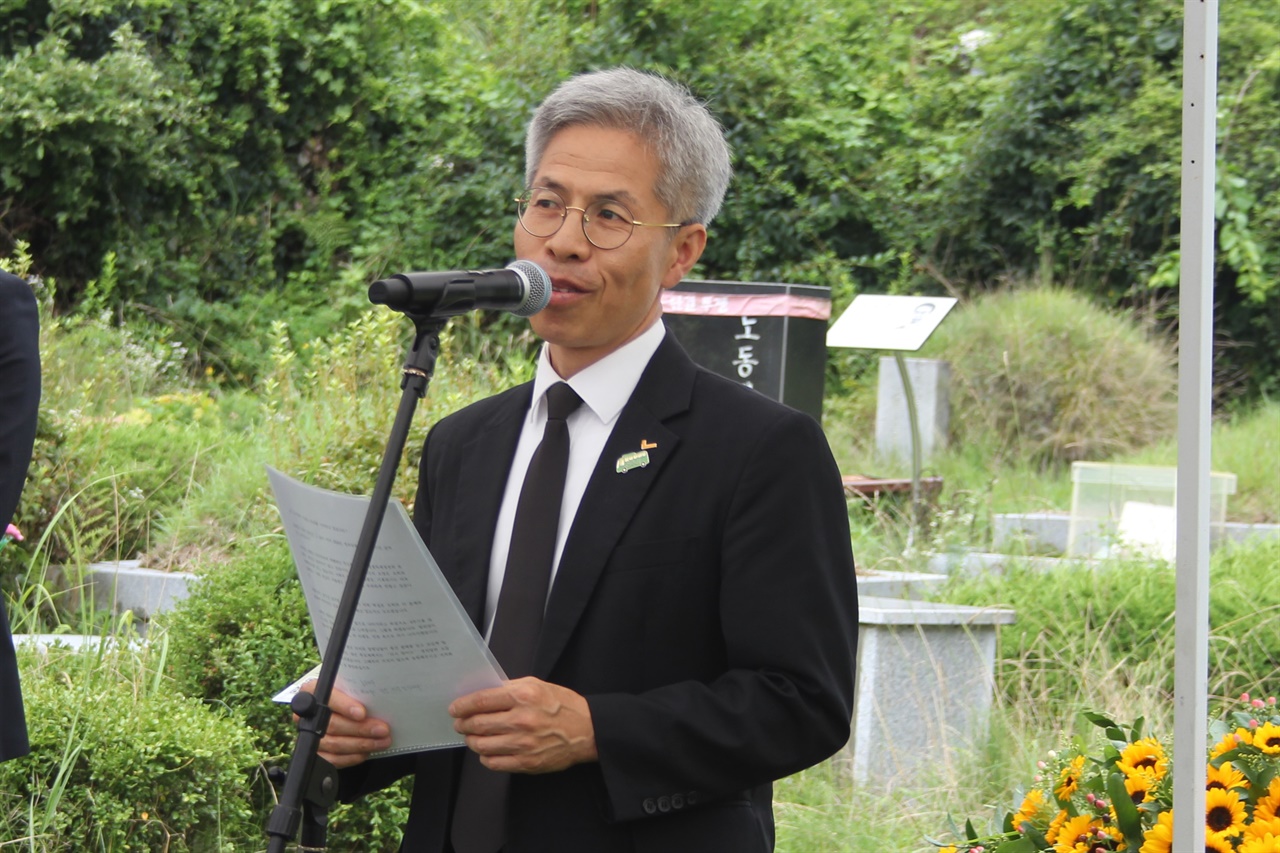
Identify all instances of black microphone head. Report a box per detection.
[506,260,551,316]
[367,276,405,307]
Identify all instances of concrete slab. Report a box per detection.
[86,561,198,622]
[847,596,1015,786]
[856,570,949,600]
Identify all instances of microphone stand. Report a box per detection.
[266,311,447,852]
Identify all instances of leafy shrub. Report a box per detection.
[255,307,529,508]
[160,538,314,753]
[0,644,261,851]
[3,0,1279,395]
[919,287,1176,467]
[159,538,412,851]
[870,0,1280,398]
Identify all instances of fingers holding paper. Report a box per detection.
[449,677,598,774]
[298,682,393,769]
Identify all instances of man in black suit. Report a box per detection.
[316,68,858,852]
[0,269,39,762]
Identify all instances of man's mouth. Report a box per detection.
[551,278,587,294]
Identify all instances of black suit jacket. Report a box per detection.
[0,270,39,761]
[343,333,858,852]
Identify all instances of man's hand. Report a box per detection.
[297,682,393,769]
[449,677,597,774]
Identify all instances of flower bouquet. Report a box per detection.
[936,696,1280,852]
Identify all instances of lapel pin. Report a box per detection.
[615,450,650,474]
[640,439,657,450]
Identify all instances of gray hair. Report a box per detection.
[525,67,733,226]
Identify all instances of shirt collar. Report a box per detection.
[531,319,666,426]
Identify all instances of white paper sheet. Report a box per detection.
[267,467,506,756]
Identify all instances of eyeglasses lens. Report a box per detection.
[518,188,635,250]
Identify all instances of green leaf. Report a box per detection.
[1083,711,1118,728]
[1107,771,1144,848]
[992,836,1041,853]
[1022,823,1050,849]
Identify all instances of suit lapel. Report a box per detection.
[534,335,698,676]
[444,387,530,627]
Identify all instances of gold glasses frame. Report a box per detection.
[515,186,686,250]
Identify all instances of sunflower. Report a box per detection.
[1139,810,1173,853]
[1054,814,1103,853]
[1247,817,1280,842]
[1205,760,1247,793]
[1206,830,1237,853]
[1125,772,1154,805]
[1014,788,1047,830]
[1046,809,1069,843]
[1239,833,1280,853]
[1056,755,1086,800]
[1205,787,1246,838]
[1255,722,1280,756]
[1258,778,1280,823]
[1118,737,1169,783]
[1210,727,1253,759]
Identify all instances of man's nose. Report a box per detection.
[545,207,593,258]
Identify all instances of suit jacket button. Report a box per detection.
[671,794,685,810]
[643,798,657,815]
[657,796,671,813]
[687,791,700,805]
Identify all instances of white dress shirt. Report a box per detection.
[482,319,667,638]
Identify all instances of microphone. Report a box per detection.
[368,260,551,317]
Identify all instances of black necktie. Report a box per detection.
[451,382,583,853]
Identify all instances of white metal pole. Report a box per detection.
[1173,1,1217,850]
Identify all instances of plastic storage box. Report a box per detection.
[1067,462,1237,558]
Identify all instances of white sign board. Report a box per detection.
[826,294,958,352]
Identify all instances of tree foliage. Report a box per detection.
[1,0,1277,393]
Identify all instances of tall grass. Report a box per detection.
[775,706,1057,853]
[1118,400,1280,523]
[150,311,532,559]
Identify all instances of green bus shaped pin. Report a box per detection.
[615,450,651,474]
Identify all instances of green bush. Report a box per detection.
[159,538,313,754]
[868,0,1280,397]
[3,0,1278,394]
[159,537,413,851]
[0,644,261,851]
[919,286,1176,467]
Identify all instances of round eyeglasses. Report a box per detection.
[515,187,686,250]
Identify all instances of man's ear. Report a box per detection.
[661,224,708,289]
